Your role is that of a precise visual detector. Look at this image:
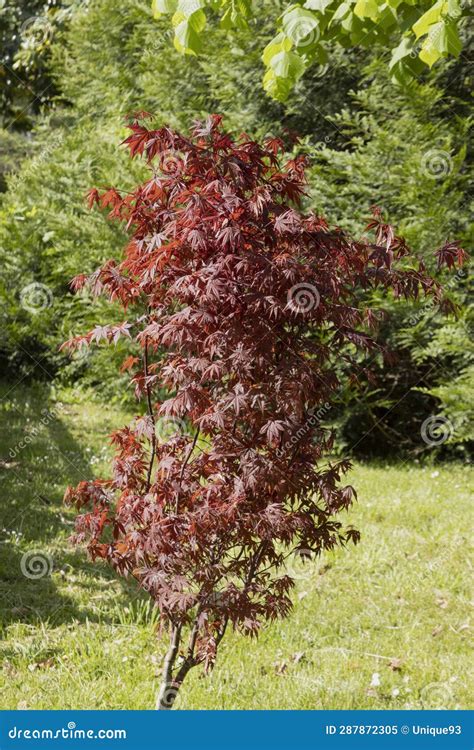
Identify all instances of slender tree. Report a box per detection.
[63,114,465,708]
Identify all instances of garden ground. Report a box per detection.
[0,382,472,709]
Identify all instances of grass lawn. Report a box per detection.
[0,381,472,710]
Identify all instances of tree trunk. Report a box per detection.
[156,625,181,710]
[155,610,225,709]
[156,661,194,710]
[156,678,181,710]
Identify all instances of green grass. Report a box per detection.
[0,381,472,710]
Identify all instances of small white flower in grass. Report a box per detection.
[370,672,381,687]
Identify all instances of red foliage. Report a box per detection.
[63,115,462,702]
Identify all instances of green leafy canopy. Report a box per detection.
[151,0,467,99]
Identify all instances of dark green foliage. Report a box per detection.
[303,61,472,456]
[0,0,74,131]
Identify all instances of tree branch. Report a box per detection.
[175,428,200,514]
[143,336,157,492]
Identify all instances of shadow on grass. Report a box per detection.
[0,380,143,633]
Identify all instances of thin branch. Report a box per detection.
[170,606,202,688]
[215,616,228,649]
[175,428,200,514]
[244,540,268,588]
[143,336,157,492]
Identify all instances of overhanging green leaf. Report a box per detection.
[412,0,444,39]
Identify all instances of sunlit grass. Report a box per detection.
[0,382,472,709]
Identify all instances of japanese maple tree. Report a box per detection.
[63,114,465,709]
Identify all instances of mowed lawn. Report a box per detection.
[0,381,472,710]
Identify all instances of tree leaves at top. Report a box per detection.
[151,0,467,100]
